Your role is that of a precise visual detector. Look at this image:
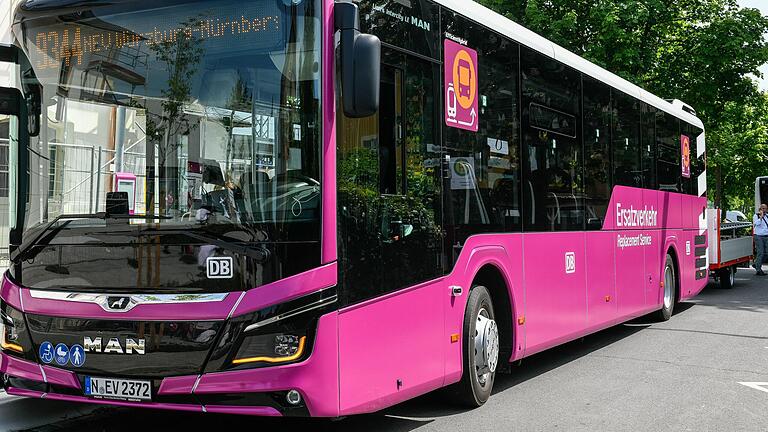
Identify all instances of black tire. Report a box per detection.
[718,266,735,289]
[445,285,498,408]
[655,254,677,321]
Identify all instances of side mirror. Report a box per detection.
[0,44,41,137]
[0,87,23,116]
[336,1,381,118]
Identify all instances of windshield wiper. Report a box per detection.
[10,212,172,263]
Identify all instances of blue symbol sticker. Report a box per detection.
[39,341,54,364]
[69,344,85,368]
[54,343,69,366]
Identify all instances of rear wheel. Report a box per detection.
[718,266,735,289]
[656,254,677,321]
[446,285,499,407]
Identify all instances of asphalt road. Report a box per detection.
[3,269,768,432]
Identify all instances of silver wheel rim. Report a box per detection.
[730,268,735,285]
[474,307,499,386]
[664,264,674,309]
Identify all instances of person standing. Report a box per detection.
[754,203,768,276]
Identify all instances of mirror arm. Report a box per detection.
[0,44,20,64]
[10,102,29,251]
[0,44,30,251]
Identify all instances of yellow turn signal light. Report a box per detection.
[1,340,24,354]
[232,336,307,365]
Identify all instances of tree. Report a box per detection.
[145,17,205,216]
[707,93,768,211]
[477,0,768,208]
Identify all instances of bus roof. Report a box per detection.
[436,0,705,130]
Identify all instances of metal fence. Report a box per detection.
[0,139,148,268]
[48,142,147,216]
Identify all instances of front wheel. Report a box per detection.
[655,254,677,321]
[445,285,499,407]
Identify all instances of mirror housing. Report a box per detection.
[0,44,41,137]
[335,1,381,118]
[0,87,23,116]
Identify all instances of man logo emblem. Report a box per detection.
[106,296,131,311]
[207,256,234,279]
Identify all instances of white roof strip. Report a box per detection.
[434,0,704,129]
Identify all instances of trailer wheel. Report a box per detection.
[718,266,735,289]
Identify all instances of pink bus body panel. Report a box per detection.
[338,281,445,414]
[585,232,617,331]
[645,230,662,309]
[616,234,646,317]
[522,232,586,355]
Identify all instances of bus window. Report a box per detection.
[442,9,522,245]
[656,112,681,192]
[521,47,583,232]
[683,122,704,196]
[641,104,657,189]
[583,76,611,230]
[612,90,642,188]
[337,54,443,305]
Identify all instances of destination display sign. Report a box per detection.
[23,0,289,72]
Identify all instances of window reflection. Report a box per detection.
[521,47,583,232]
[442,9,521,251]
[338,54,443,304]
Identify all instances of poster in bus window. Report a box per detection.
[450,157,476,190]
[681,135,691,178]
[444,39,479,132]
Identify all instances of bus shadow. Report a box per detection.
[16,406,436,432]
[690,273,768,313]
[490,322,649,395]
[382,321,650,420]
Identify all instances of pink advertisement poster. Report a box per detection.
[681,135,691,178]
[444,39,479,132]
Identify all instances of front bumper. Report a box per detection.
[1,312,340,417]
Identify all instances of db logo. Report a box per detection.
[565,252,576,274]
[206,256,234,279]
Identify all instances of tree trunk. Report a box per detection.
[715,165,723,211]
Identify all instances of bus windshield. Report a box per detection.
[8,0,322,292]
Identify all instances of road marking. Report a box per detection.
[738,382,768,393]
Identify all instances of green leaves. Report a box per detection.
[478,0,768,209]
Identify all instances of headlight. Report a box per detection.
[0,302,27,355]
[204,288,337,372]
[232,333,307,365]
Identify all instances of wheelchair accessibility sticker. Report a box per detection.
[39,341,54,364]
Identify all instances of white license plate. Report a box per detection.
[84,376,152,401]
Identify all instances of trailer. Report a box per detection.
[708,208,754,289]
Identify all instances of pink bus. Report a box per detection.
[0,0,706,417]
